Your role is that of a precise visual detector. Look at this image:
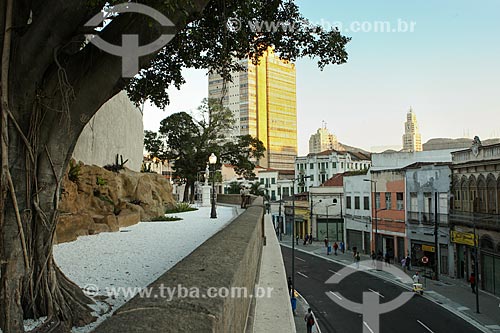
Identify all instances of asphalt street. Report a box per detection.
[282,246,483,333]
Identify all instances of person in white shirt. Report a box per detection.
[412,271,420,283]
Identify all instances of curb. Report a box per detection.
[295,291,322,333]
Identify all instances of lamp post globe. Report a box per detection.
[209,153,217,219]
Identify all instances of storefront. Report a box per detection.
[317,218,344,243]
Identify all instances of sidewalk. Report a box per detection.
[280,236,500,333]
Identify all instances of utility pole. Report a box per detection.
[434,192,439,281]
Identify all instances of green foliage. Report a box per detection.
[150,215,182,222]
[146,99,266,201]
[96,176,107,186]
[250,181,265,196]
[98,195,114,206]
[165,202,198,214]
[68,160,80,183]
[127,0,350,109]
[227,181,241,194]
[104,154,128,173]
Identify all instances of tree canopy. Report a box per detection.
[1,0,350,331]
[144,99,266,201]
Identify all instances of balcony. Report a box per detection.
[407,211,449,226]
[449,210,500,231]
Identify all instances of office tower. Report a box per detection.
[208,48,297,170]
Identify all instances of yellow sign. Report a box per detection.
[422,245,435,253]
[451,231,477,246]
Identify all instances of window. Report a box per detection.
[375,193,381,209]
[364,196,370,210]
[310,163,314,169]
[410,193,418,211]
[271,190,276,201]
[283,187,290,196]
[332,162,337,168]
[310,175,314,181]
[346,196,352,209]
[341,162,344,169]
[260,178,264,184]
[271,178,276,185]
[355,196,360,209]
[396,192,404,210]
[385,192,392,209]
[277,187,281,196]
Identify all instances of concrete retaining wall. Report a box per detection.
[94,198,265,333]
[72,91,143,171]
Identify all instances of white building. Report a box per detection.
[344,174,372,254]
[309,127,340,154]
[402,108,423,152]
[295,150,371,193]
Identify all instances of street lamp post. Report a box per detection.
[473,218,480,313]
[278,184,283,241]
[209,153,217,219]
[364,179,378,252]
[310,196,322,240]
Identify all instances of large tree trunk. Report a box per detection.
[0,1,211,331]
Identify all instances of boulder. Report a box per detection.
[55,160,175,243]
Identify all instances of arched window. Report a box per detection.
[460,176,469,212]
[452,175,461,210]
[469,175,477,212]
[486,174,497,214]
[480,235,494,251]
[477,175,487,213]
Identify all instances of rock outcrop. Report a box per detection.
[56,161,175,243]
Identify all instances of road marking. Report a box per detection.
[417,320,435,333]
[297,272,309,278]
[329,291,342,300]
[368,288,385,298]
[328,269,342,275]
[363,321,375,333]
[296,257,306,262]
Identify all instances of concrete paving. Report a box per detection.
[280,236,500,333]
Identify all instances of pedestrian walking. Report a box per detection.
[296,234,299,245]
[287,276,293,296]
[304,234,308,245]
[354,251,361,268]
[340,241,345,253]
[401,257,407,272]
[405,255,411,271]
[333,242,339,255]
[239,186,245,208]
[371,251,376,266]
[324,237,328,248]
[304,308,315,333]
[412,271,420,284]
[309,233,313,244]
[469,273,476,293]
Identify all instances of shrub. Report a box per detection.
[68,160,80,183]
[96,176,107,186]
[150,215,182,222]
[165,202,198,214]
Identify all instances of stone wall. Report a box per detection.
[72,91,144,171]
[94,198,265,333]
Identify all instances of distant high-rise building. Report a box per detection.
[402,108,422,152]
[208,48,297,170]
[309,126,339,154]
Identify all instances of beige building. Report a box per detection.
[208,48,297,170]
[402,108,422,152]
[309,127,340,154]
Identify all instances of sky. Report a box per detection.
[143,0,500,155]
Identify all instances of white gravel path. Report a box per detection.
[50,205,236,332]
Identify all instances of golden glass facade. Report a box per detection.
[209,48,297,170]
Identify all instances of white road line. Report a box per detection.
[297,272,309,278]
[417,320,435,333]
[328,269,341,275]
[329,291,342,300]
[296,257,306,262]
[368,288,385,298]
[363,321,375,333]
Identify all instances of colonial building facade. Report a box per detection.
[450,140,500,296]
